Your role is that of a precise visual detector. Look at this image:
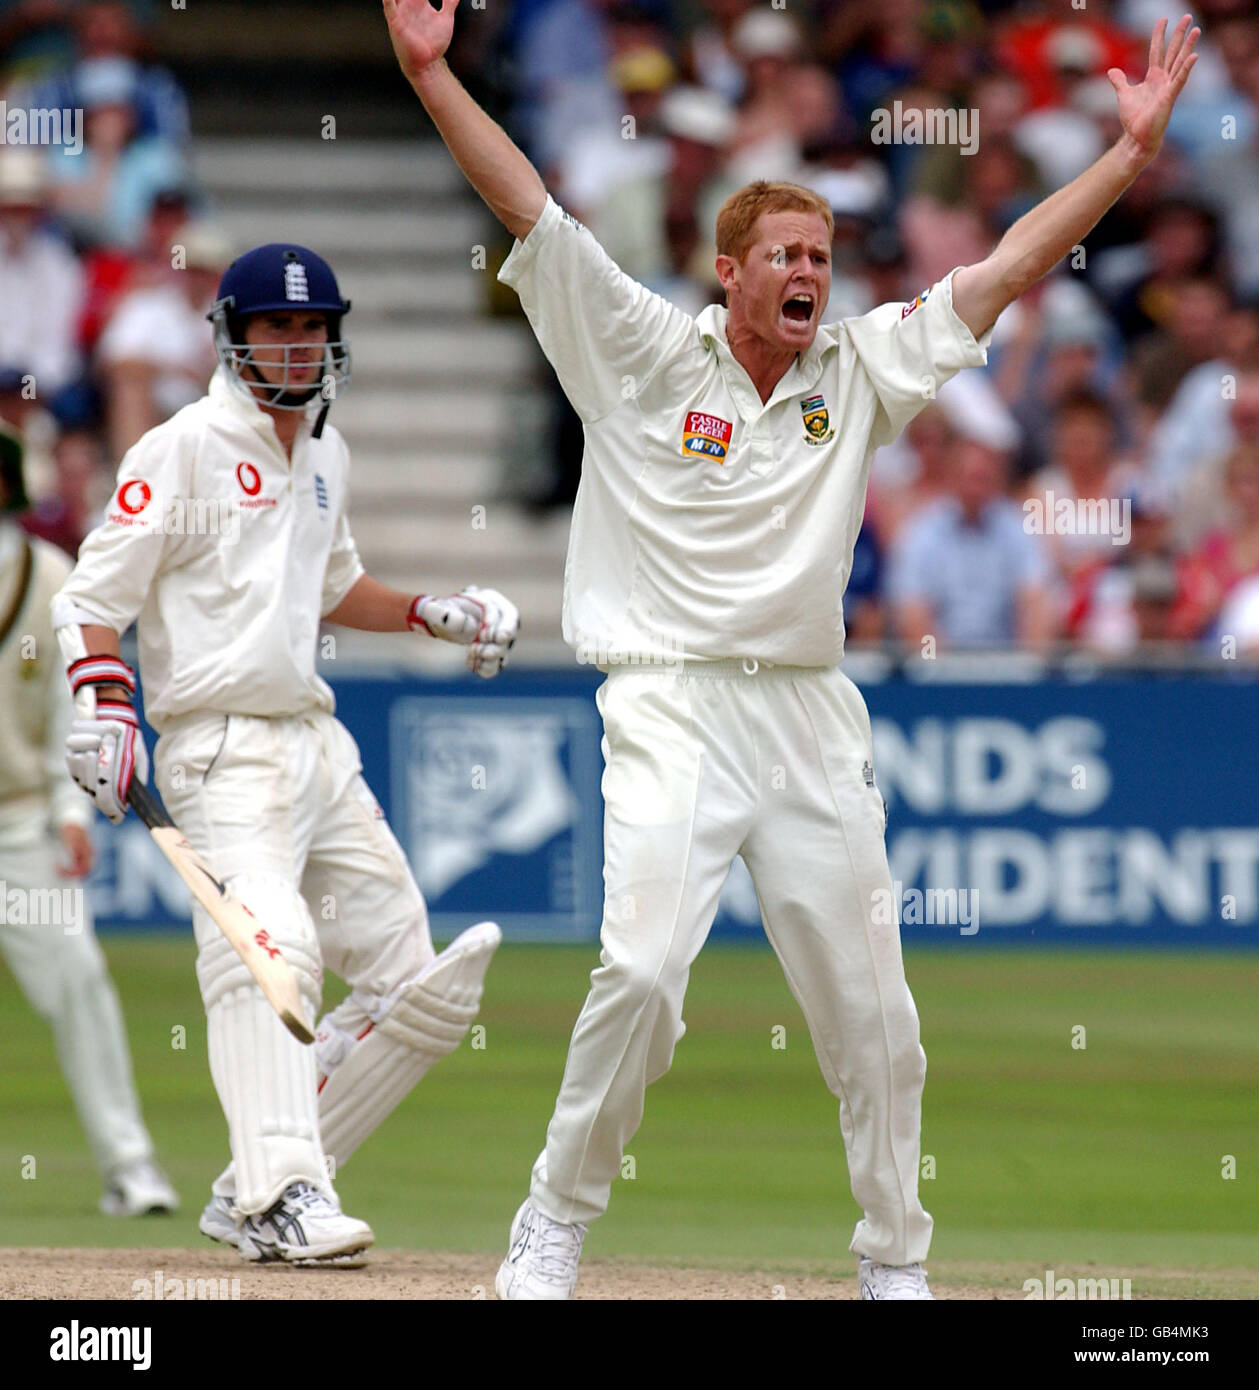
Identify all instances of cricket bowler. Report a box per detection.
[0,423,177,1218]
[51,242,519,1263]
[385,0,1199,1298]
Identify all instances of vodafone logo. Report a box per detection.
[116,479,151,515]
[236,462,262,496]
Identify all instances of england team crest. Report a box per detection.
[800,394,834,445]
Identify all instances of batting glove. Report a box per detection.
[408,585,519,679]
[63,656,150,824]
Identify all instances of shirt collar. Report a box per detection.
[695,304,827,406]
[208,365,321,443]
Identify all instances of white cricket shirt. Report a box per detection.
[56,368,364,732]
[500,195,993,666]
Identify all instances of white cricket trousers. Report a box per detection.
[530,662,932,1265]
[0,826,155,1177]
[155,709,434,1214]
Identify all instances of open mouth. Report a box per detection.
[781,294,814,324]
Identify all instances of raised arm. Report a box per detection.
[383,0,547,241]
[952,14,1199,341]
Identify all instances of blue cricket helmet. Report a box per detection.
[209,243,352,426]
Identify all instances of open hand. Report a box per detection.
[383,0,459,84]
[1107,14,1200,165]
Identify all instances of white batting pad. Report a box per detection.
[196,875,327,1214]
[207,983,326,1215]
[316,921,501,1166]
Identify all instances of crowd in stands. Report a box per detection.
[0,0,226,554]
[494,0,1259,658]
[3,1,1257,659]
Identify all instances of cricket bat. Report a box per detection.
[128,780,315,1045]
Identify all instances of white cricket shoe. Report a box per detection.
[198,1194,241,1249]
[236,1181,374,1266]
[858,1256,934,1300]
[99,1159,179,1216]
[495,1198,587,1300]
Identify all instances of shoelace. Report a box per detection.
[283,1181,337,1216]
[533,1214,586,1281]
[873,1263,927,1296]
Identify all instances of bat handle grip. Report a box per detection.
[128,778,176,830]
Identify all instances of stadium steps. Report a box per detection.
[153,0,445,137]
[193,138,567,658]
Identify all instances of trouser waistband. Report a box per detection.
[600,659,834,680]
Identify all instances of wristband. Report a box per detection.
[68,655,136,697]
[96,700,139,727]
[407,595,433,637]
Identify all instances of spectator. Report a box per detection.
[825,0,932,126]
[1097,198,1223,343]
[559,45,673,218]
[1012,68,1112,190]
[20,424,108,556]
[0,0,76,88]
[887,438,1054,649]
[803,110,892,320]
[994,0,1142,112]
[900,132,1043,289]
[1170,440,1259,640]
[590,85,738,301]
[1193,15,1259,298]
[872,370,1019,545]
[1075,484,1181,653]
[1024,387,1140,606]
[0,149,85,407]
[997,277,1123,478]
[725,10,840,184]
[855,221,912,312]
[0,365,57,498]
[96,219,228,460]
[869,403,956,548]
[1215,571,1259,659]
[1127,272,1232,424]
[1170,365,1259,548]
[1148,301,1259,497]
[509,0,619,179]
[682,0,753,105]
[77,183,198,354]
[911,69,1028,206]
[17,1,189,145]
[45,54,186,250]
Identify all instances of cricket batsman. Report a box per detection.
[386,0,1199,1298]
[51,242,519,1263]
[0,422,178,1218]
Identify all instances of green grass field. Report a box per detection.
[3,937,1257,1297]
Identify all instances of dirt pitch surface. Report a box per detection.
[5,1248,1245,1300]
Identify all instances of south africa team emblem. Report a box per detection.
[801,394,834,445]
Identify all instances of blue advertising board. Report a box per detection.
[93,667,1259,946]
